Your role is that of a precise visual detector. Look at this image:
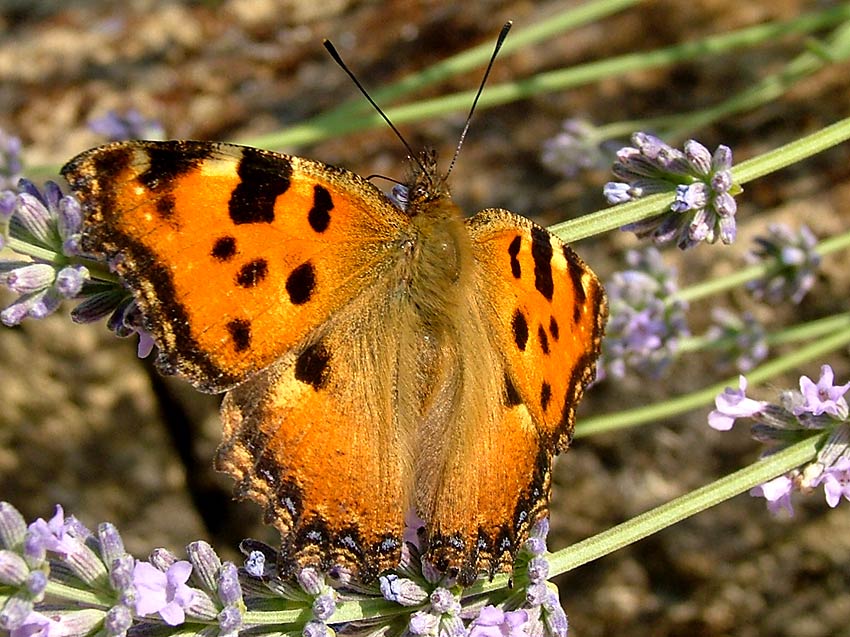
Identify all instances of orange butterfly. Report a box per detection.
[61,46,605,588]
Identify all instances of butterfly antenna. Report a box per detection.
[323,39,430,180]
[445,21,512,179]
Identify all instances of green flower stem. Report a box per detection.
[244,594,414,626]
[575,316,850,437]
[678,311,850,354]
[598,14,850,144]
[734,114,850,184]
[548,433,825,577]
[278,0,642,130]
[5,237,67,265]
[549,192,672,242]
[244,5,850,150]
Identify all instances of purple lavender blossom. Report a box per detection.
[0,129,23,191]
[814,458,850,507]
[793,365,850,419]
[746,224,820,304]
[26,507,78,559]
[706,308,768,373]
[0,181,89,326]
[708,376,768,431]
[541,119,608,177]
[713,366,850,515]
[601,248,688,379]
[606,133,739,250]
[379,573,428,606]
[8,611,62,637]
[132,560,195,626]
[468,606,529,637]
[749,475,795,516]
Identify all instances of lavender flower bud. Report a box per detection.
[0,550,28,585]
[0,503,26,551]
[186,541,222,592]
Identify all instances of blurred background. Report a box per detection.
[1,1,850,635]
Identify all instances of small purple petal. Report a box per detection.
[709,376,768,431]
[750,475,794,516]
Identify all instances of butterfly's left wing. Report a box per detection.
[422,208,606,582]
[63,140,414,582]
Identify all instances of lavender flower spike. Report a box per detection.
[607,133,740,250]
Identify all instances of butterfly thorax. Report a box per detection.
[394,152,471,329]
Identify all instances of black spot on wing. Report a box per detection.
[227,319,251,352]
[294,341,330,390]
[541,381,552,411]
[155,194,175,219]
[512,309,529,351]
[229,147,292,225]
[538,324,550,355]
[139,142,213,191]
[286,262,316,305]
[549,316,559,341]
[508,235,522,279]
[308,184,333,233]
[211,236,237,261]
[530,226,554,301]
[236,258,269,288]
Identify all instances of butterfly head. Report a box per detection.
[405,148,451,210]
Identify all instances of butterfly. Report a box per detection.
[61,57,605,588]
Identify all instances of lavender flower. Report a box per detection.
[710,365,850,514]
[0,181,91,326]
[9,611,64,637]
[749,476,795,516]
[793,364,850,419]
[88,109,165,142]
[601,247,688,379]
[469,606,529,637]
[746,224,820,304]
[812,458,850,507]
[708,376,769,431]
[541,119,608,178]
[0,175,154,355]
[705,308,768,373]
[606,133,740,250]
[133,560,195,626]
[0,502,575,637]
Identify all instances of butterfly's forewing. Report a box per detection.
[63,140,405,392]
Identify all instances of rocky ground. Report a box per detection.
[2,1,850,636]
